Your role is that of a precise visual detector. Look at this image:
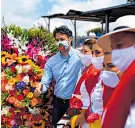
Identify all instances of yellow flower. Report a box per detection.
[26,92,34,99]
[8,78,17,86]
[1,51,9,57]
[27,59,33,65]
[1,57,6,64]
[18,55,29,64]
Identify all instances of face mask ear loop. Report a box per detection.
[116,70,121,74]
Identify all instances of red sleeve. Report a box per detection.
[73,69,87,95]
[85,65,101,96]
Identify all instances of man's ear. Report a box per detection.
[68,37,73,45]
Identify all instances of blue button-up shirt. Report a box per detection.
[41,47,83,99]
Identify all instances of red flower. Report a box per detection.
[32,114,43,122]
[33,75,40,81]
[17,94,24,101]
[28,69,33,75]
[10,67,16,73]
[9,107,16,113]
[9,89,17,96]
[87,113,100,123]
[69,96,83,109]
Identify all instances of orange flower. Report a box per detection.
[31,97,38,106]
[1,78,8,92]
[7,96,16,104]
[15,74,24,81]
[23,89,29,95]
[8,78,16,86]
[32,82,40,87]
[13,100,22,108]
[11,53,18,60]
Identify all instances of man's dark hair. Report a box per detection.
[53,25,72,38]
[83,38,96,50]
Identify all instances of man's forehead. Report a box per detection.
[55,33,67,37]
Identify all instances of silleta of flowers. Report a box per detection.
[1,51,49,128]
[1,25,56,127]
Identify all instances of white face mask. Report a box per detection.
[56,40,69,51]
[112,45,135,72]
[100,70,120,88]
[92,56,104,70]
[80,54,92,67]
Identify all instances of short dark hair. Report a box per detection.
[53,25,72,38]
[83,38,96,50]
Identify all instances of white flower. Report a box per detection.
[21,45,27,51]
[23,65,31,73]
[22,75,29,85]
[15,65,23,74]
[38,50,45,56]
[18,48,24,55]
[7,33,14,39]
[5,84,13,91]
[28,107,40,114]
[1,106,11,115]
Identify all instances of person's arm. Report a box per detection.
[41,62,53,93]
[34,61,53,97]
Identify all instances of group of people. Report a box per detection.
[34,15,135,128]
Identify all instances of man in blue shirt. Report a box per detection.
[34,25,83,127]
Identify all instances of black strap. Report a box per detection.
[113,26,130,31]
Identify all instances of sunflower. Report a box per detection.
[18,55,29,65]
[1,51,9,57]
[27,59,35,66]
[1,57,7,64]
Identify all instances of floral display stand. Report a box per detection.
[1,25,57,128]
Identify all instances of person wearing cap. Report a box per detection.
[69,43,104,128]
[34,25,83,128]
[96,15,135,128]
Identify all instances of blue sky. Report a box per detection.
[1,0,127,35]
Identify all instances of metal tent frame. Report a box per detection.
[42,2,135,47]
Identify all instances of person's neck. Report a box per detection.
[61,47,71,58]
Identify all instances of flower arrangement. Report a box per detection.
[1,24,56,127]
[1,51,54,127]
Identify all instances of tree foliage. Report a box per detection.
[86,27,102,36]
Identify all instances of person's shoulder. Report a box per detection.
[46,52,60,64]
[72,47,82,56]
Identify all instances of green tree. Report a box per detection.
[1,24,58,54]
[86,27,102,36]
